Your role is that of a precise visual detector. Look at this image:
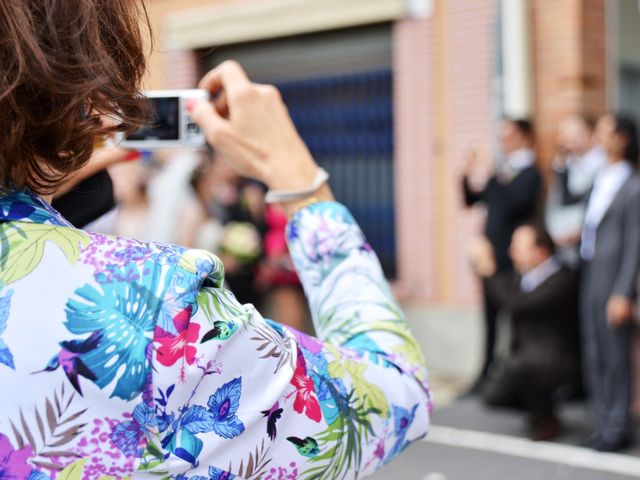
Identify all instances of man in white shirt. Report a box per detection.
[546,115,606,267]
[580,159,632,260]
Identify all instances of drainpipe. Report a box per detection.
[501,0,533,119]
[405,0,434,18]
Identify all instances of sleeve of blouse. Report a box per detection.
[149,202,431,480]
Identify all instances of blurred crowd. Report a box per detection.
[79,148,311,334]
[463,113,640,452]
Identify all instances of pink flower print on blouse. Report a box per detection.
[154,305,201,371]
[289,350,322,423]
[0,434,33,480]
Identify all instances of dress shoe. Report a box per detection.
[591,436,633,452]
[530,416,562,442]
[579,433,601,449]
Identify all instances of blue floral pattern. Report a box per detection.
[0,289,15,370]
[0,189,430,479]
[206,377,245,439]
[110,402,157,457]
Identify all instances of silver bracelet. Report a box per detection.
[264,167,330,203]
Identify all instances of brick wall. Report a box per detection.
[393,15,438,301]
[580,0,608,115]
[394,0,497,306]
[446,0,498,306]
[531,0,608,172]
[146,0,217,89]
[158,49,200,90]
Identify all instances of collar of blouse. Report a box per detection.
[0,189,70,227]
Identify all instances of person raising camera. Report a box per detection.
[0,1,430,478]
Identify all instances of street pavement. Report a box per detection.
[370,397,640,480]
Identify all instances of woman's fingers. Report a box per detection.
[190,99,230,147]
[213,90,229,119]
[194,61,322,192]
[198,60,251,100]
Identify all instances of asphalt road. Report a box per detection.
[370,441,639,480]
[369,398,640,480]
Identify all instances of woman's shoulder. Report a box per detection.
[3,214,226,304]
[79,228,226,290]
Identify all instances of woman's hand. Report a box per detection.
[191,61,327,194]
[607,295,634,328]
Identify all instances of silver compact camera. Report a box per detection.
[121,89,209,149]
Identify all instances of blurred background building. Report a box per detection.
[144,0,640,385]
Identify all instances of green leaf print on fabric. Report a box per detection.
[0,224,89,286]
[137,438,168,474]
[56,457,88,480]
[197,288,247,326]
[326,351,389,419]
[299,389,379,480]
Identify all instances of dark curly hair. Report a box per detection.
[505,117,534,142]
[518,222,556,255]
[0,0,151,193]
[612,114,640,167]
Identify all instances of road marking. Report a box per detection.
[423,425,640,478]
[423,474,447,480]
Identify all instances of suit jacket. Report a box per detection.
[583,174,640,302]
[463,165,542,271]
[486,266,580,368]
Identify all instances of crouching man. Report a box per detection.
[469,224,581,441]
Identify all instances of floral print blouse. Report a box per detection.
[0,189,431,480]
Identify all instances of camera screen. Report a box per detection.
[128,97,180,141]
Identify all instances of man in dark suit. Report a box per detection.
[462,118,542,392]
[579,114,640,452]
[470,224,581,441]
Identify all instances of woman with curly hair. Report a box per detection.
[0,1,430,478]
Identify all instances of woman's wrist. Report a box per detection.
[265,167,329,204]
[281,183,335,218]
[262,149,319,191]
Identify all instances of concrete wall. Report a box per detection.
[404,305,482,384]
[619,0,640,69]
